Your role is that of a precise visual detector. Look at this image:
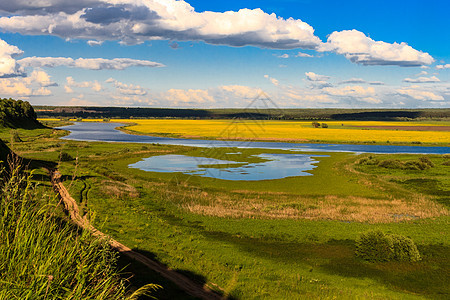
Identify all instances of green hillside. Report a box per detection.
[0,98,42,129]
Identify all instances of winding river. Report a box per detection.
[59,122,450,154]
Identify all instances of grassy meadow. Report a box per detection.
[5,119,448,299]
[115,119,448,145]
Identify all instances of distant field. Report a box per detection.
[114,119,450,145]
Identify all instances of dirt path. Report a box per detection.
[49,169,223,300]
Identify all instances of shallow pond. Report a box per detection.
[129,153,326,181]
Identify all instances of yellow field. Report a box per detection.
[39,118,450,145]
[117,119,450,145]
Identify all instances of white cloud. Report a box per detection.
[0,1,322,49]
[338,78,366,84]
[264,74,279,86]
[0,70,55,97]
[65,76,102,92]
[403,76,440,83]
[18,57,164,70]
[0,38,24,77]
[30,70,57,87]
[161,89,214,105]
[324,85,376,97]
[278,54,289,59]
[320,30,434,66]
[416,71,428,76]
[105,78,147,95]
[0,2,435,67]
[368,81,385,85]
[296,52,313,58]
[305,72,330,81]
[397,86,444,101]
[436,64,450,70]
[87,40,103,46]
[64,85,74,93]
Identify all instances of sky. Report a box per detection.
[0,0,449,108]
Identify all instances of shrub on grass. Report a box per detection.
[355,230,421,262]
[10,130,22,142]
[378,159,403,169]
[356,231,394,262]
[390,234,421,262]
[59,151,74,161]
[419,156,434,168]
[356,155,379,165]
[377,157,434,170]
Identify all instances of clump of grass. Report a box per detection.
[377,156,434,170]
[0,161,159,299]
[356,155,379,165]
[355,230,421,262]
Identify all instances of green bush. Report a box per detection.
[356,155,379,165]
[390,234,421,262]
[59,151,74,162]
[356,231,421,262]
[403,160,429,170]
[10,130,22,142]
[378,159,403,169]
[419,156,434,168]
[355,231,394,262]
[377,157,434,170]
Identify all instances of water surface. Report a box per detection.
[59,122,450,154]
[129,153,325,180]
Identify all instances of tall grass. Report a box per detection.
[0,158,157,299]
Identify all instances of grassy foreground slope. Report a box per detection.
[0,99,162,299]
[19,118,447,300]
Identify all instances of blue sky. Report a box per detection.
[0,0,449,108]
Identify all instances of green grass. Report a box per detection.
[5,123,450,299]
[0,163,130,299]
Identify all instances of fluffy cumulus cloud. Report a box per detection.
[296,52,313,58]
[65,76,102,93]
[0,69,55,97]
[403,76,440,83]
[264,74,279,86]
[397,85,444,101]
[18,57,164,70]
[305,72,329,81]
[0,0,321,49]
[0,38,24,77]
[0,1,435,66]
[106,78,147,95]
[436,64,450,70]
[320,30,434,66]
[304,72,331,89]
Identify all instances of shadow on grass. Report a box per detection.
[119,248,231,300]
[213,232,449,298]
[158,210,449,298]
[320,244,450,297]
